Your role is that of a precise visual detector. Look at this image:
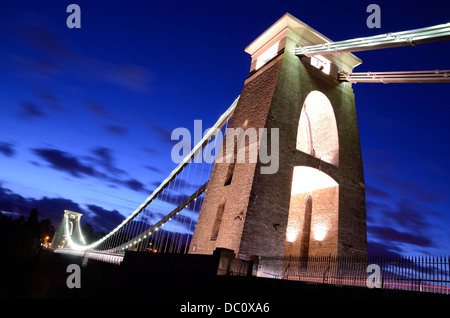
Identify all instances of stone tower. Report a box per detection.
[51,210,85,249]
[189,13,367,258]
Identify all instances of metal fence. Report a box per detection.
[255,255,450,295]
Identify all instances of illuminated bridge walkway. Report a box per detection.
[52,17,450,293]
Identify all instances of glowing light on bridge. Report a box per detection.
[56,97,240,253]
[54,15,450,278]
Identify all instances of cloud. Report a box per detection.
[149,124,177,146]
[378,199,443,232]
[0,180,198,247]
[366,195,447,254]
[0,180,192,244]
[365,185,391,199]
[169,178,198,193]
[32,148,96,178]
[365,148,449,204]
[368,225,435,248]
[164,213,198,235]
[376,174,448,204]
[144,165,163,173]
[7,53,60,79]
[366,200,393,225]
[106,63,153,92]
[18,23,74,59]
[366,199,392,212]
[18,102,46,118]
[19,21,153,92]
[86,204,125,233]
[367,240,403,257]
[123,178,146,192]
[85,102,112,119]
[37,90,64,112]
[0,182,128,234]
[120,179,152,194]
[32,147,152,194]
[104,125,128,136]
[88,147,126,176]
[363,148,397,173]
[363,146,450,254]
[0,182,83,226]
[156,189,204,214]
[0,142,16,157]
[142,147,159,155]
[0,14,152,94]
[37,90,59,103]
[139,207,198,236]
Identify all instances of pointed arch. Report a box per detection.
[296,91,339,166]
[285,166,339,258]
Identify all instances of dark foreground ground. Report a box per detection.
[0,249,447,314]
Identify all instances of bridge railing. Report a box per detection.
[255,255,450,295]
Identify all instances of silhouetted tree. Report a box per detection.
[39,218,54,243]
[22,208,41,256]
[0,208,55,258]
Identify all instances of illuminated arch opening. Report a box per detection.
[296,91,339,166]
[69,221,74,236]
[285,166,339,258]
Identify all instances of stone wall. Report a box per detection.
[190,16,367,259]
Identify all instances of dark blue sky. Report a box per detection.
[0,0,449,255]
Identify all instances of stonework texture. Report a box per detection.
[189,35,367,259]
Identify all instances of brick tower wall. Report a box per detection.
[239,36,366,258]
[190,14,367,259]
[189,55,284,255]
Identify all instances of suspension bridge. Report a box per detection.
[50,13,450,294]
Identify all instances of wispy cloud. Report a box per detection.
[149,123,176,146]
[31,147,152,194]
[88,147,126,176]
[365,185,391,199]
[377,199,444,232]
[104,125,128,136]
[8,19,154,92]
[86,204,125,233]
[0,142,16,157]
[84,102,112,119]
[32,148,95,177]
[144,165,163,173]
[106,63,153,92]
[18,23,75,59]
[0,182,83,226]
[364,147,450,254]
[369,226,435,248]
[37,90,64,112]
[17,102,46,119]
[0,181,127,233]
